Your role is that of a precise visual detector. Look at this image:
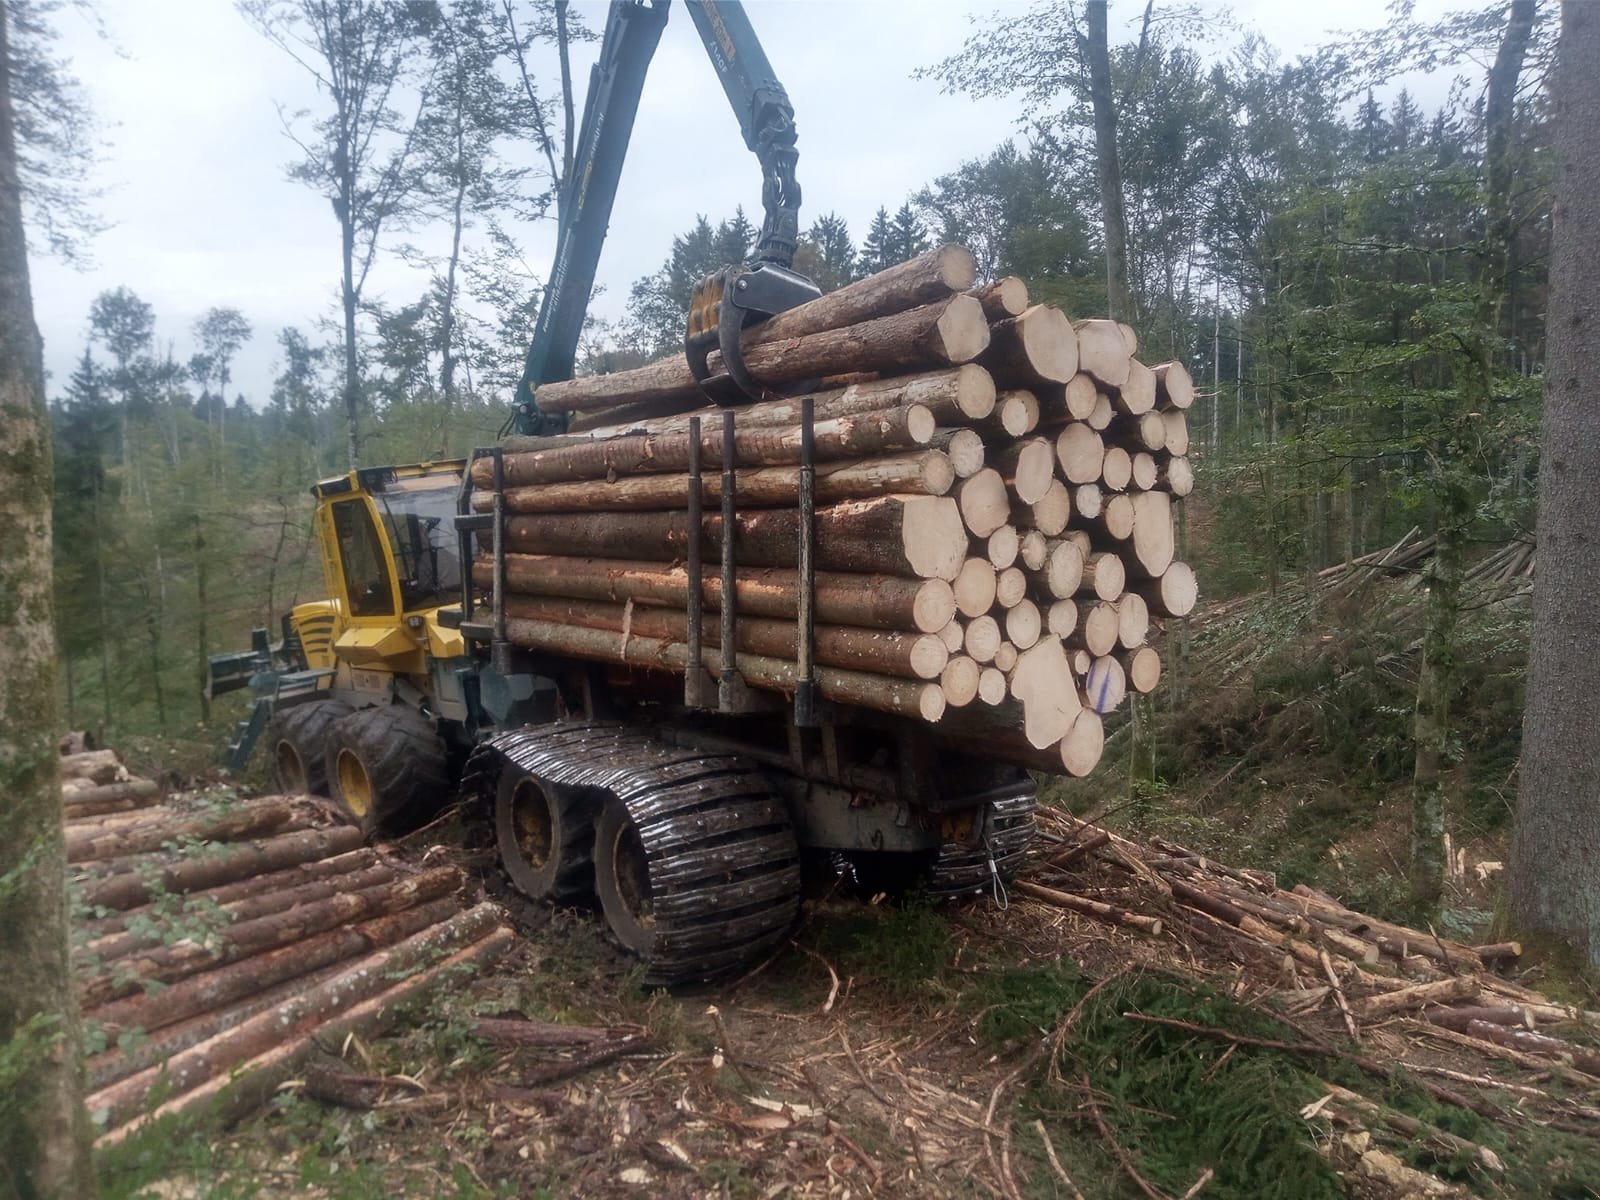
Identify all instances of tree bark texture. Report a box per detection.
[1085,0,1134,322]
[0,3,96,1189]
[1509,0,1600,967]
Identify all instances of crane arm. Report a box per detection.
[510,0,811,436]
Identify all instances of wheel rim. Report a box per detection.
[275,740,308,793]
[510,779,555,870]
[609,817,654,928]
[336,748,373,818]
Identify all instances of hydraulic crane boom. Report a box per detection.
[511,0,808,436]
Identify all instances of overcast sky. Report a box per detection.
[28,0,1457,405]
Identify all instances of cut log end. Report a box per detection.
[1060,711,1106,777]
[954,557,999,618]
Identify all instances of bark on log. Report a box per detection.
[571,365,997,440]
[488,405,936,489]
[84,863,400,966]
[66,798,309,865]
[79,867,464,1008]
[84,898,462,1053]
[504,494,969,582]
[479,555,955,633]
[61,780,161,819]
[61,750,126,785]
[1359,976,1481,1020]
[751,243,977,345]
[981,305,1078,386]
[502,596,949,681]
[81,849,383,939]
[1014,879,1160,933]
[503,616,942,722]
[81,828,366,913]
[537,294,990,414]
[484,450,955,513]
[95,926,515,1146]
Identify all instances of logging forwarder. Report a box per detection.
[208,0,1036,985]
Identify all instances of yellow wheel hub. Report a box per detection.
[336,749,373,818]
[275,741,307,793]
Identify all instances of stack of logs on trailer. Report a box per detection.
[468,245,1197,778]
[60,742,512,1145]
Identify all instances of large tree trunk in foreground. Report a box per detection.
[0,3,95,1188]
[1411,0,1535,918]
[1509,0,1600,968]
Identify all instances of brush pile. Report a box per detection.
[62,741,512,1146]
[467,245,1198,778]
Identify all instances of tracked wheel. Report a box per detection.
[470,725,801,985]
[593,776,800,986]
[324,705,451,838]
[925,774,1038,899]
[494,768,595,903]
[264,699,352,797]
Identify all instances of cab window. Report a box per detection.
[331,500,395,617]
[377,485,461,613]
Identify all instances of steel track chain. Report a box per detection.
[465,723,801,985]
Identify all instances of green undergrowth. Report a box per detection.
[1044,575,1530,928]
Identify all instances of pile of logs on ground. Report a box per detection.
[469,245,1197,778]
[1014,806,1600,1168]
[62,743,513,1146]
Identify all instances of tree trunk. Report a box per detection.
[1411,0,1535,917]
[1085,0,1134,321]
[1509,0,1600,967]
[0,3,96,1187]
[340,139,361,467]
[195,511,210,724]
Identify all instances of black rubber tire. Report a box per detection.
[494,769,596,903]
[323,705,451,838]
[263,699,353,797]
